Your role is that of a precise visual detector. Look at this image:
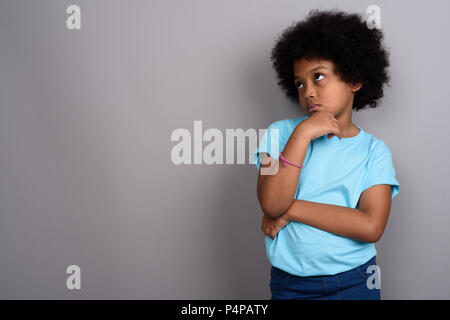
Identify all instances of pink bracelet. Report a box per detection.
[279,152,303,168]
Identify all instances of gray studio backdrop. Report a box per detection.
[1,0,449,299]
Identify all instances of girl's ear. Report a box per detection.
[351,82,363,93]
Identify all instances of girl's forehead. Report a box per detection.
[294,57,334,70]
[293,58,337,77]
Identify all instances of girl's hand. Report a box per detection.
[297,109,343,141]
[261,214,291,240]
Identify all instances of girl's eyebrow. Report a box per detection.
[294,65,328,79]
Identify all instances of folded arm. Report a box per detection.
[283,184,392,243]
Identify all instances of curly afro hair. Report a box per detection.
[270,8,390,111]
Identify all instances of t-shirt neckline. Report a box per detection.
[324,126,364,144]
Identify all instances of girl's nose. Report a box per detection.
[304,86,316,99]
[303,90,316,104]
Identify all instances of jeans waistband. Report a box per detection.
[272,255,377,278]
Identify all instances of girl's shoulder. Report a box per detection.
[360,129,394,154]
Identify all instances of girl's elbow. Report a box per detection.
[365,233,380,244]
[261,204,283,219]
[366,224,384,243]
[259,196,291,219]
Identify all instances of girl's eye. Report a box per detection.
[295,74,324,90]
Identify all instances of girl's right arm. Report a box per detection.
[257,110,342,219]
[257,126,311,219]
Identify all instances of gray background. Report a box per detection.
[0,0,449,299]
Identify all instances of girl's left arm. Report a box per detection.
[284,184,392,243]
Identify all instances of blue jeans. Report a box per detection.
[270,255,381,300]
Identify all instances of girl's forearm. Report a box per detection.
[284,199,376,243]
[258,129,310,219]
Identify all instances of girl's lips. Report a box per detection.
[308,105,320,112]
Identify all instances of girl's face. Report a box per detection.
[293,58,362,118]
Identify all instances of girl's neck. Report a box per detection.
[336,117,360,138]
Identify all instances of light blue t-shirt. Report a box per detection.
[252,115,400,276]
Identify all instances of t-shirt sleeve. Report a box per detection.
[362,140,400,199]
[252,120,285,172]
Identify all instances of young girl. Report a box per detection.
[253,9,400,300]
